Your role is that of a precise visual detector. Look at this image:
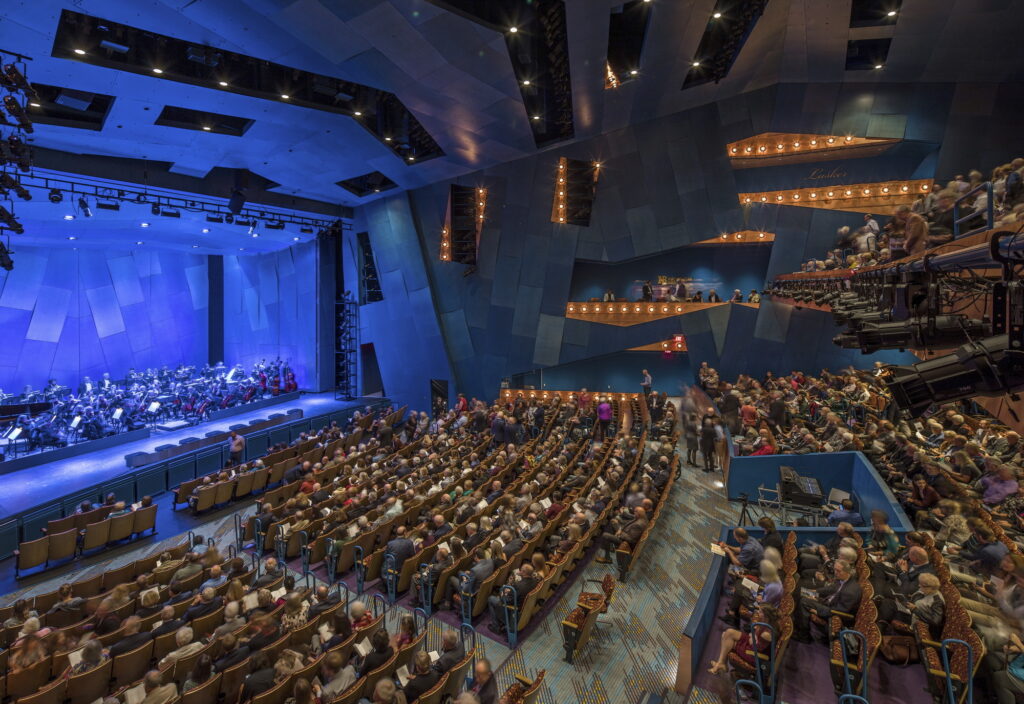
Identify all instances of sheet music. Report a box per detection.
[436,541,450,554]
[741,578,760,592]
[539,498,552,509]
[241,592,260,611]
[428,650,440,663]
[113,408,123,420]
[396,665,411,687]
[67,647,84,668]
[477,500,489,511]
[354,638,372,657]
[270,587,287,600]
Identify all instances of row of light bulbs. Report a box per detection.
[721,232,768,239]
[440,187,487,262]
[730,135,860,156]
[568,303,698,315]
[742,182,930,204]
[553,159,602,224]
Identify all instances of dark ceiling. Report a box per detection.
[2,0,1023,214]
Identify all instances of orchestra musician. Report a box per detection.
[0,359,293,459]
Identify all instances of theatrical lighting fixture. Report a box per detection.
[509,26,519,33]
[2,64,39,101]
[225,214,234,224]
[874,64,883,70]
[150,203,161,216]
[280,94,290,99]
[833,315,990,354]
[78,196,93,217]
[0,174,30,200]
[96,200,120,211]
[152,67,163,74]
[73,49,86,55]
[218,81,228,87]
[885,334,1019,416]
[159,209,181,218]
[49,189,63,203]
[0,240,12,271]
[713,12,722,18]
[205,214,224,224]
[265,221,285,230]
[300,226,313,234]
[3,96,33,132]
[0,205,23,234]
[692,61,701,67]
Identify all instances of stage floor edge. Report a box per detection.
[0,393,371,518]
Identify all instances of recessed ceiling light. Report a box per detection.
[532,115,541,120]
[192,244,199,248]
[201,228,210,234]
[218,81,228,87]
[692,61,700,67]
[152,68,163,74]
[407,155,415,161]
[280,94,290,99]
[136,241,144,245]
[73,49,86,55]
[353,110,362,116]
[29,102,40,107]
[63,214,75,221]
[202,126,211,131]
[509,26,518,33]
[293,236,300,241]
[713,12,722,18]
[67,236,77,240]
[522,79,531,85]
[251,232,259,238]
[140,222,150,228]
[384,136,392,141]
[629,69,638,75]
[374,188,381,193]
[239,248,245,251]
[874,64,883,69]
[887,10,897,16]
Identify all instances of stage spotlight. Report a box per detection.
[225,213,234,224]
[159,209,181,218]
[151,203,161,216]
[833,315,990,354]
[0,241,12,270]
[885,334,1019,416]
[265,221,285,230]
[48,189,63,203]
[0,174,30,200]
[205,214,224,224]
[78,196,92,217]
[95,200,120,211]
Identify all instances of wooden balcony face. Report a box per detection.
[738,179,932,215]
[726,132,899,168]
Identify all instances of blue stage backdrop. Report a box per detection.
[222,242,318,391]
[0,246,208,393]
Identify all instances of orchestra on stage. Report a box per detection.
[0,359,298,460]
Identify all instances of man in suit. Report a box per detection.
[490,414,506,449]
[441,554,496,611]
[183,587,222,622]
[150,606,185,638]
[385,526,416,574]
[403,651,441,702]
[108,616,153,657]
[213,634,249,672]
[432,630,466,673]
[314,650,356,701]
[463,522,485,551]
[468,658,498,704]
[306,585,341,620]
[253,557,284,588]
[139,670,178,704]
[487,563,540,634]
[427,514,453,545]
[816,560,862,613]
[596,507,648,564]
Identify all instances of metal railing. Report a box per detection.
[953,181,993,238]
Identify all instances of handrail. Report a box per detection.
[839,628,869,696]
[953,181,993,239]
[940,637,974,704]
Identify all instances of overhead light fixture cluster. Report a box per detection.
[554,158,568,223]
[739,179,932,207]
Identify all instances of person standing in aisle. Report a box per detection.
[641,369,652,397]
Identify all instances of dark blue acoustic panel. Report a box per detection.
[168,458,197,488]
[136,466,167,498]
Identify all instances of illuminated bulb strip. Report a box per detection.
[726,133,895,159]
[737,180,932,208]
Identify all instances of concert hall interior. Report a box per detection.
[2,2,1024,704]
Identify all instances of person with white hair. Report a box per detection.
[158,626,203,669]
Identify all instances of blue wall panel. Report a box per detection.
[0,246,208,392]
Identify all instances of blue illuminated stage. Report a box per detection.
[0,392,372,519]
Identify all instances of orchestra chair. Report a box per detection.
[411,672,448,704]
[108,512,135,543]
[112,640,154,689]
[440,649,475,701]
[46,528,77,567]
[6,657,50,699]
[80,520,111,556]
[218,659,250,704]
[132,505,159,537]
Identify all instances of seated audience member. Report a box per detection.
[403,651,441,701]
[707,605,780,675]
[140,670,178,704]
[716,527,764,573]
[468,658,498,704]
